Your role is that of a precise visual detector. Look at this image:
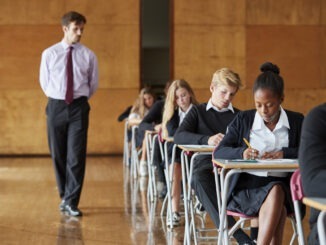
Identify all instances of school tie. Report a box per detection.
[65,46,74,104]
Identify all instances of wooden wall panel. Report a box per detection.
[0,26,61,89]
[87,89,138,154]
[322,0,326,25]
[84,25,140,89]
[0,89,48,154]
[174,25,246,89]
[174,0,245,25]
[246,26,321,89]
[0,0,139,25]
[65,0,139,25]
[0,0,65,24]
[247,0,321,25]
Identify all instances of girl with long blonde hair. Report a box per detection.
[128,87,156,126]
[161,79,198,226]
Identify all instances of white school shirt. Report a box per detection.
[249,107,290,177]
[178,104,193,125]
[206,99,234,113]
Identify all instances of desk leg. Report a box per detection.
[218,169,239,245]
[181,150,190,245]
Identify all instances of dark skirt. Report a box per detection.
[227,173,293,217]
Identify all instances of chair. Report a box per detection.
[290,169,306,245]
[145,131,161,203]
[130,125,141,179]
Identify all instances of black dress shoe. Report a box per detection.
[64,205,83,217]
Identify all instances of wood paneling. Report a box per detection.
[0,0,65,24]
[322,0,326,25]
[174,0,245,25]
[246,26,321,89]
[84,25,140,89]
[247,0,321,25]
[0,0,139,25]
[174,25,246,89]
[65,0,139,25]
[0,89,48,154]
[87,89,139,154]
[0,25,61,89]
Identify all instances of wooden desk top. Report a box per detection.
[212,158,299,170]
[303,197,326,211]
[178,144,215,153]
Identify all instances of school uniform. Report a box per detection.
[174,101,239,228]
[214,108,304,216]
[165,105,193,164]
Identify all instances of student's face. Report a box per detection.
[254,88,283,123]
[63,21,85,44]
[210,83,238,110]
[143,94,154,108]
[175,87,191,112]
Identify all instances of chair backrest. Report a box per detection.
[290,169,304,202]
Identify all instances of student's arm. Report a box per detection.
[214,113,248,159]
[174,107,210,145]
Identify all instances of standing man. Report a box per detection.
[40,11,98,217]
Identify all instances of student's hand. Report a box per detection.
[261,151,283,159]
[208,133,224,146]
[243,148,259,160]
[154,124,161,132]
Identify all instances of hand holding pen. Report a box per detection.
[243,138,259,160]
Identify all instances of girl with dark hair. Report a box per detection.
[214,62,304,244]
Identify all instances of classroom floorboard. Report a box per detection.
[0,156,310,244]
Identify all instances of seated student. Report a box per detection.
[161,79,198,226]
[128,87,156,127]
[299,103,326,245]
[214,62,304,244]
[174,68,253,244]
[137,81,172,191]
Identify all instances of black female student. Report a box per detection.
[214,62,304,244]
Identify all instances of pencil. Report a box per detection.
[243,138,252,148]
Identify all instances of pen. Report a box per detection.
[243,138,252,148]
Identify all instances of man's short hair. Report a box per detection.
[61,11,86,26]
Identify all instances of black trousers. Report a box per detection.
[191,156,236,228]
[46,96,90,208]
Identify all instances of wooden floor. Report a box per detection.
[0,156,310,244]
